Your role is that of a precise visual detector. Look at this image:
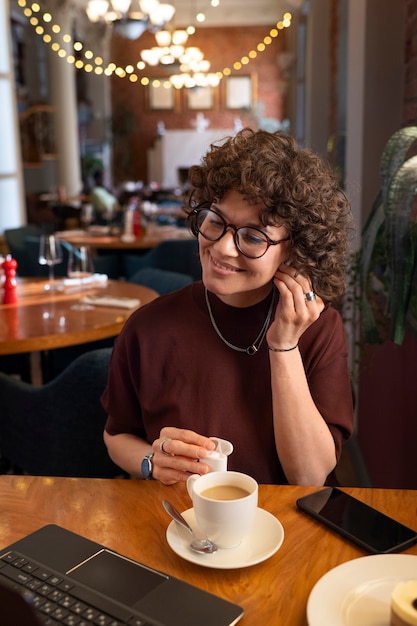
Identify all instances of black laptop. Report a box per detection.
[0,524,243,626]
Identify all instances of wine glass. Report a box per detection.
[67,245,95,310]
[67,245,94,280]
[38,234,63,291]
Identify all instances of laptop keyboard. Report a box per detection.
[0,550,153,626]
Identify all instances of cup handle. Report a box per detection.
[186,473,199,499]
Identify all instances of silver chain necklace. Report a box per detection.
[205,288,275,355]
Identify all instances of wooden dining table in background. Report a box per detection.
[0,277,158,355]
[57,224,193,251]
[0,476,416,626]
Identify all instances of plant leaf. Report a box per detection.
[360,193,384,288]
[380,127,417,211]
[385,155,417,344]
[359,196,385,342]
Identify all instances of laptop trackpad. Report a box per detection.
[69,549,168,606]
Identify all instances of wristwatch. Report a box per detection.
[141,452,154,480]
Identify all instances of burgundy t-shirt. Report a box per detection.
[102,281,353,484]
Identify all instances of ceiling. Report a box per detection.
[70,0,295,29]
[168,0,286,28]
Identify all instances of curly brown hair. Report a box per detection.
[186,128,353,303]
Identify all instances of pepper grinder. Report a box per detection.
[2,255,18,304]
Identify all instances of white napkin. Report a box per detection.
[63,273,108,287]
[79,295,140,309]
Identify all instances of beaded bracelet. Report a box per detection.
[268,344,298,352]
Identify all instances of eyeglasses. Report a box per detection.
[189,206,290,259]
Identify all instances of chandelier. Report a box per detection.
[139,30,220,88]
[85,0,218,85]
[85,0,176,40]
[140,29,201,66]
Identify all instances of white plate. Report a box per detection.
[166,507,284,569]
[307,554,417,626]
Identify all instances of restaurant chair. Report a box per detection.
[25,237,119,278]
[0,348,123,478]
[124,238,201,282]
[3,225,42,276]
[128,266,193,295]
[3,227,71,277]
[90,251,120,279]
[24,236,72,277]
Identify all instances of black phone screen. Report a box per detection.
[296,487,417,554]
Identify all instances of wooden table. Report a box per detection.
[0,278,158,355]
[57,225,193,251]
[0,476,415,626]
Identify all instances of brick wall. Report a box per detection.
[110,25,285,184]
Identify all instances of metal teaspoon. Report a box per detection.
[162,499,218,554]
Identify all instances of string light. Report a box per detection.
[16,1,293,85]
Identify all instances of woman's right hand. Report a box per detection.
[151,427,216,485]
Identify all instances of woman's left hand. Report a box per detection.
[266,262,325,349]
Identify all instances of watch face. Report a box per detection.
[141,453,154,479]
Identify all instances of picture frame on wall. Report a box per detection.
[149,79,175,110]
[186,85,213,110]
[225,75,253,109]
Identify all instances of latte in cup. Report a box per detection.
[187,471,258,548]
[200,485,250,501]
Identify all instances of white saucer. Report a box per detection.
[307,554,417,626]
[166,507,284,569]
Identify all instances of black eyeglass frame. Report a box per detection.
[189,206,290,259]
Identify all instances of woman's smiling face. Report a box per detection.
[198,190,290,307]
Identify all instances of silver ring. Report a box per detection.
[305,291,317,302]
[160,437,173,456]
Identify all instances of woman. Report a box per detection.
[102,128,354,485]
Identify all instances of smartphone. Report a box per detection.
[296,487,417,554]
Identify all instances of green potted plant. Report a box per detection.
[358,125,417,345]
[81,154,104,189]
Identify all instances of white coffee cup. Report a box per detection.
[186,471,258,549]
